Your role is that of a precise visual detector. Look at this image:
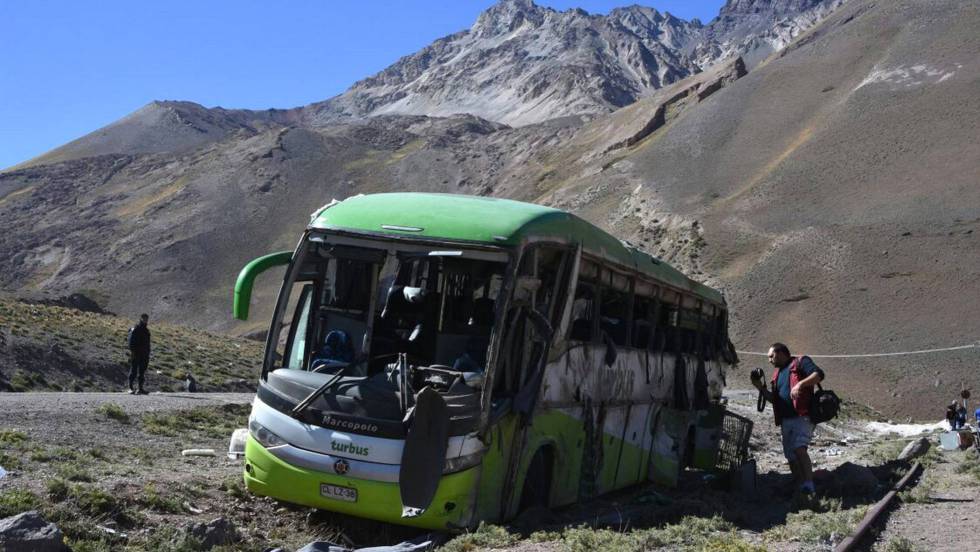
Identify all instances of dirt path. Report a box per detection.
[870,448,980,551]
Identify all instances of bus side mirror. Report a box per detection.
[234,251,292,320]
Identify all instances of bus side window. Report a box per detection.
[679,295,701,354]
[701,305,717,361]
[568,260,598,342]
[599,270,630,347]
[533,246,571,328]
[632,288,657,349]
[659,291,680,352]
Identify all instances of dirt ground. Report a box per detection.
[1,389,978,551]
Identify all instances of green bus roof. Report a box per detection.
[310,193,724,304]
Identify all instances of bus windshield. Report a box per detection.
[268,233,507,379]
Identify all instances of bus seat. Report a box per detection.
[310,329,354,371]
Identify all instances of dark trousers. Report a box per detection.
[129,353,149,390]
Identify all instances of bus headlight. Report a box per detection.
[443,451,483,474]
[249,418,287,448]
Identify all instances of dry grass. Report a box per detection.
[0,297,262,392]
[442,516,764,552]
[764,498,868,547]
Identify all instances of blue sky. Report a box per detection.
[0,1,725,169]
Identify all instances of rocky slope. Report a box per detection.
[1,0,978,418]
[310,0,842,126]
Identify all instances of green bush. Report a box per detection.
[880,536,924,552]
[220,478,247,500]
[0,489,42,517]
[765,505,867,546]
[47,477,71,500]
[56,463,95,482]
[96,402,130,423]
[954,451,980,485]
[441,523,520,552]
[0,429,28,446]
[88,448,109,461]
[71,484,119,517]
[0,451,23,470]
[140,483,186,513]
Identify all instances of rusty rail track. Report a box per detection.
[834,462,923,552]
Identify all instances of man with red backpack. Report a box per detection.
[751,342,825,495]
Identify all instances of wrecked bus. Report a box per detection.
[233,193,737,530]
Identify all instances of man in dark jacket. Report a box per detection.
[751,342,825,495]
[128,313,151,394]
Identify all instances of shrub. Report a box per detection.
[140,483,186,513]
[765,505,867,546]
[953,451,980,485]
[220,478,247,500]
[96,402,130,423]
[441,523,520,552]
[47,477,70,500]
[880,536,924,552]
[56,463,95,482]
[71,484,119,517]
[0,489,41,517]
[88,448,109,461]
[0,429,28,446]
[0,451,23,470]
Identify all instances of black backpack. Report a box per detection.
[810,384,841,424]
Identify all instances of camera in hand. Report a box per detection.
[751,368,767,412]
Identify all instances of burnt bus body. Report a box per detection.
[234,193,737,529]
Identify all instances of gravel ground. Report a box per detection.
[870,448,980,552]
[2,389,976,551]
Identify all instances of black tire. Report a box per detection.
[519,448,552,511]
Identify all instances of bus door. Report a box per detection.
[482,244,573,520]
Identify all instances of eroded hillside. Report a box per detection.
[1,0,978,418]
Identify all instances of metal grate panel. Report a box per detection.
[716,410,753,472]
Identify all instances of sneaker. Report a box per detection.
[136,388,149,395]
[128,388,137,394]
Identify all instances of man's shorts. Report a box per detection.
[780,416,814,461]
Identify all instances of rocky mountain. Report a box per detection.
[2,0,978,418]
[308,0,843,126]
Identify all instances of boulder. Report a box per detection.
[183,517,239,549]
[898,437,931,461]
[0,510,66,552]
[832,462,879,496]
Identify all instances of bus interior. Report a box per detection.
[259,234,508,439]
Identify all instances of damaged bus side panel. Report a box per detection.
[234,193,737,530]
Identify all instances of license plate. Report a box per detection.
[320,483,357,503]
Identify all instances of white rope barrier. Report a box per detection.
[736,342,979,358]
